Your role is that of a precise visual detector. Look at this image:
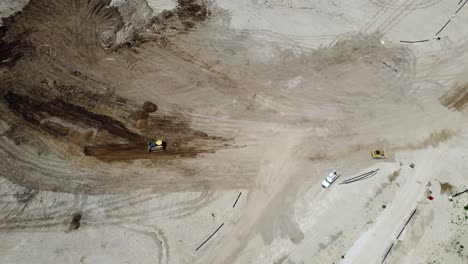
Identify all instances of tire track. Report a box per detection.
[0,185,218,230]
[121,224,170,264]
[0,118,254,195]
[362,0,402,33]
[369,0,441,10]
[378,0,418,35]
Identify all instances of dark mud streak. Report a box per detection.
[4,92,227,162]
[439,182,454,194]
[450,89,468,111]
[0,25,22,67]
[83,143,213,162]
[176,0,211,21]
[69,212,82,230]
[4,91,142,141]
[440,83,468,111]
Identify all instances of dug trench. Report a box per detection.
[0,0,226,163]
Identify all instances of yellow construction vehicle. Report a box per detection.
[148,139,167,153]
[371,149,386,159]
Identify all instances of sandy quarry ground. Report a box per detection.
[1,0,468,263]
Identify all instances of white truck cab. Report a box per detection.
[322,170,338,188]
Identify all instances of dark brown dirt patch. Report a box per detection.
[0,25,22,67]
[440,182,454,194]
[402,129,454,149]
[388,169,401,182]
[150,0,211,37]
[132,102,157,124]
[142,101,158,113]
[440,83,468,112]
[176,0,210,21]
[4,91,142,143]
[69,213,82,230]
[84,142,211,162]
[4,91,229,162]
[133,110,150,121]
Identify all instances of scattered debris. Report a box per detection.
[410,163,415,168]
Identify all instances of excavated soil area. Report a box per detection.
[0,0,222,162]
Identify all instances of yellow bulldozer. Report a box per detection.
[371,149,386,159]
[148,139,167,153]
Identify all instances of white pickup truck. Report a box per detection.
[322,170,339,188]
